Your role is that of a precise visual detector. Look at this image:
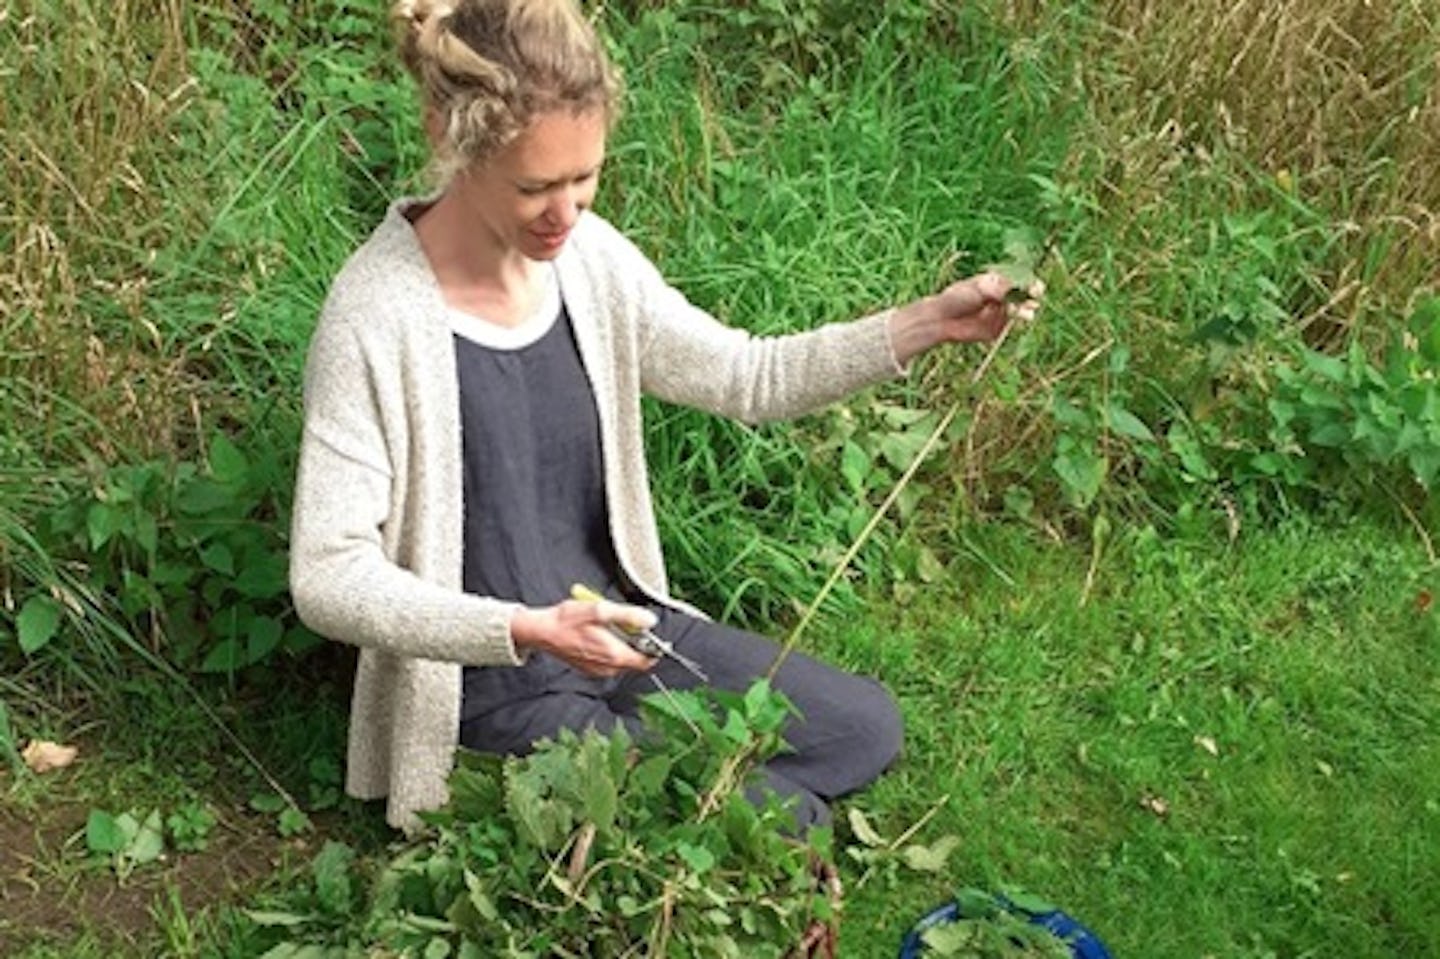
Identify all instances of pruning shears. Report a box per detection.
[570,583,710,683]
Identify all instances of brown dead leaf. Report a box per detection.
[22,740,78,774]
[1418,590,1433,614]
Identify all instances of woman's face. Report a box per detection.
[453,107,608,262]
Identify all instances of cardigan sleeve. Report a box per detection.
[599,225,904,423]
[289,308,525,668]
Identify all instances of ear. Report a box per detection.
[423,105,446,148]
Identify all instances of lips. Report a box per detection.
[532,228,570,250]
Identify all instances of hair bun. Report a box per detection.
[393,0,453,34]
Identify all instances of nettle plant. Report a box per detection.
[28,432,315,673]
[1263,294,1440,491]
[251,681,842,959]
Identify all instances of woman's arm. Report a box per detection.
[602,222,1019,421]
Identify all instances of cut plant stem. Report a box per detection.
[768,324,1017,678]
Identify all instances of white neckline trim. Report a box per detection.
[448,268,562,351]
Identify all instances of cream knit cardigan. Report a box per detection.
[290,201,904,830]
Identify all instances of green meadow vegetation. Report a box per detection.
[3,0,1438,955]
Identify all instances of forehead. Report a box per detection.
[497,108,608,181]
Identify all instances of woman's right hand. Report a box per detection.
[509,599,658,676]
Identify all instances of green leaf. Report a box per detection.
[313,841,356,914]
[840,441,870,494]
[847,808,886,847]
[86,502,125,551]
[921,921,978,955]
[247,615,284,663]
[200,637,244,674]
[1106,403,1156,442]
[16,595,62,655]
[278,807,312,837]
[209,432,250,486]
[464,869,500,921]
[249,792,287,814]
[1302,350,1346,382]
[175,478,236,516]
[127,809,166,865]
[676,841,716,874]
[86,809,127,855]
[900,835,960,872]
[200,542,235,575]
[1053,443,1105,507]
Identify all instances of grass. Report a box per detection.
[823,513,1440,956]
[3,0,1439,955]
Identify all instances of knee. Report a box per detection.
[859,679,905,775]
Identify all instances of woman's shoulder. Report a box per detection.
[322,201,435,325]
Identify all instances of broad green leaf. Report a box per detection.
[209,432,250,485]
[676,841,716,874]
[278,807,312,837]
[86,502,125,551]
[921,921,978,955]
[575,738,619,832]
[127,809,165,865]
[200,542,235,575]
[1053,445,1104,507]
[313,841,356,914]
[176,478,236,516]
[86,809,126,855]
[200,637,244,674]
[16,595,62,655]
[464,869,500,921]
[900,835,960,872]
[247,615,284,663]
[1106,403,1156,442]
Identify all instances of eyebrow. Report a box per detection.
[516,165,602,190]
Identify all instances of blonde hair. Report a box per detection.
[392,0,620,181]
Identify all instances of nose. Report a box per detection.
[547,188,582,229]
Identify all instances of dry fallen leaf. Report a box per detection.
[22,740,78,774]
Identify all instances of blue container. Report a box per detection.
[897,894,1113,959]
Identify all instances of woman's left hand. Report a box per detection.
[887,271,1040,367]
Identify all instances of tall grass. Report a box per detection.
[2,1,196,463]
[1062,0,1440,342]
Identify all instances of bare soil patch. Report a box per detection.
[0,800,286,955]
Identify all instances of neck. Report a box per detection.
[411,188,546,327]
[415,188,537,292]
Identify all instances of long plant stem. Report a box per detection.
[768,325,1015,679]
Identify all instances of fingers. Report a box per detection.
[973,270,1012,303]
[591,599,658,635]
[562,599,658,676]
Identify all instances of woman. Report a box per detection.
[290,0,1024,833]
